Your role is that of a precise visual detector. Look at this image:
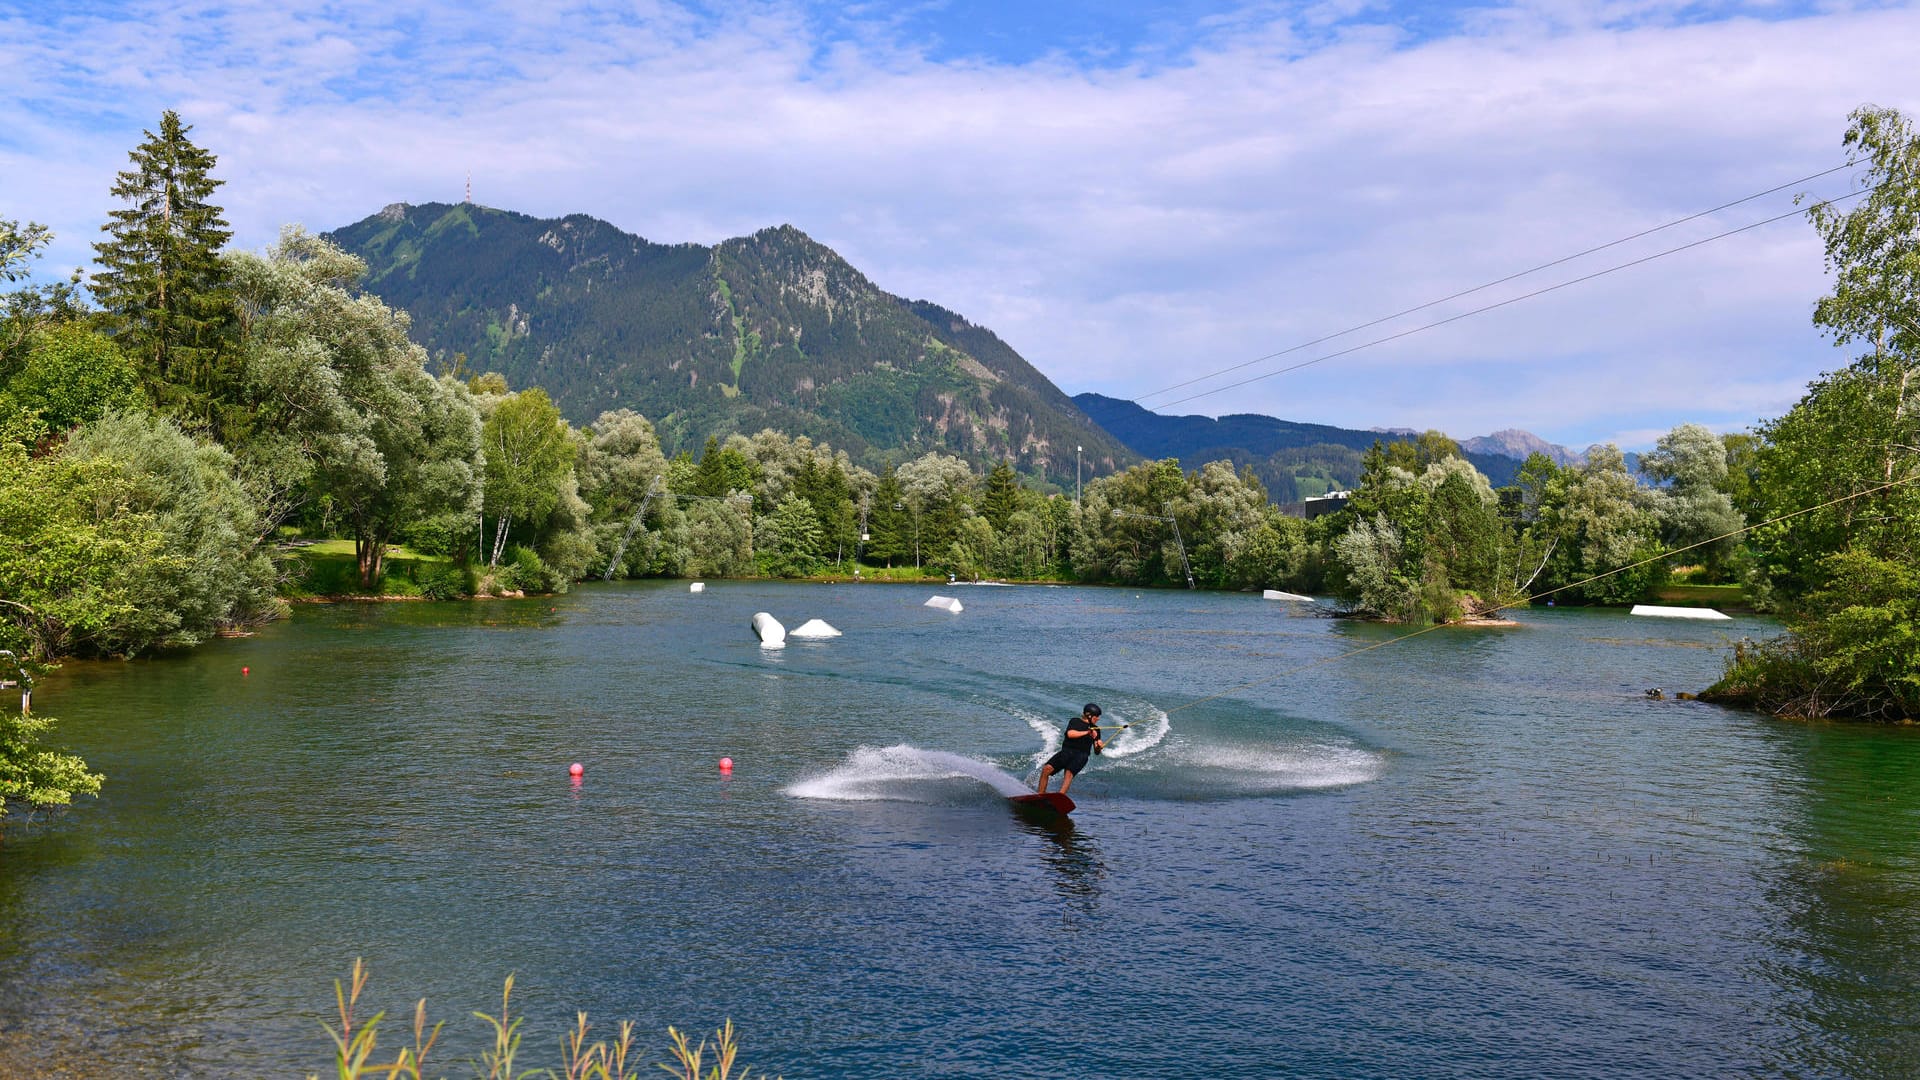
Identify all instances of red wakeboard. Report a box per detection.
[1009,792,1075,815]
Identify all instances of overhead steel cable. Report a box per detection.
[1135,161,1864,405]
[1128,161,1866,405]
[1157,471,1920,718]
[1148,185,1875,413]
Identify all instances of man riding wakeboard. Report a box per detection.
[1036,703,1105,796]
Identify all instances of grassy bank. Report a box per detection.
[282,540,471,600]
[1651,583,1749,609]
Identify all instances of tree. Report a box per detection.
[1377,431,1463,473]
[1717,110,1920,719]
[865,464,909,565]
[1,706,105,831]
[1745,107,1920,602]
[1641,423,1745,580]
[0,413,166,660]
[0,219,53,283]
[227,229,483,588]
[982,459,1020,531]
[789,452,857,564]
[684,495,753,578]
[1071,459,1186,586]
[1536,445,1664,604]
[578,409,672,577]
[1806,105,1920,387]
[482,388,574,568]
[897,452,977,570]
[92,111,238,430]
[759,493,825,577]
[688,435,757,499]
[62,410,279,652]
[4,325,141,432]
[0,222,89,382]
[1328,453,1516,621]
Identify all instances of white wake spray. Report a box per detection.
[786,744,1031,802]
[1156,740,1384,791]
[1017,702,1171,766]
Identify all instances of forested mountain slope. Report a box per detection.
[1073,392,1526,502]
[324,203,1134,481]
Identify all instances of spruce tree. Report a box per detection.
[92,110,237,430]
[983,459,1020,531]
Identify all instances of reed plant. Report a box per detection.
[312,959,775,1080]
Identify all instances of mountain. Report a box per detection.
[1459,429,1585,467]
[322,202,1134,481]
[1072,393,1530,502]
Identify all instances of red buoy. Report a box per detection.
[569,762,584,777]
[242,666,250,676]
[719,757,734,773]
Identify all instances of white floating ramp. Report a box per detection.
[790,618,842,639]
[751,611,787,647]
[1630,605,1731,620]
[924,595,964,613]
[689,582,705,593]
[1262,589,1314,602]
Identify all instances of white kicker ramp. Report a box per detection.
[1630,605,1731,620]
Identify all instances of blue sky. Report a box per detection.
[3,0,1917,450]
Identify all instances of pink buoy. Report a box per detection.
[569,762,584,777]
[719,757,734,773]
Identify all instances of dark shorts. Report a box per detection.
[1044,748,1090,774]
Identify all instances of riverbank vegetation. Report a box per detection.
[2,106,1916,828]
[1704,106,1920,722]
[315,960,775,1080]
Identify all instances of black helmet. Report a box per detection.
[1083,703,1102,717]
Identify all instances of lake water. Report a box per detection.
[3,582,1919,1078]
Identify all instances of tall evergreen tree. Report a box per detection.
[982,459,1020,531]
[865,464,909,565]
[92,111,237,430]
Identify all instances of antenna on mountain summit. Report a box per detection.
[465,172,472,204]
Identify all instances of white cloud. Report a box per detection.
[3,0,1915,450]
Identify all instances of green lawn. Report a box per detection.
[283,540,461,598]
[1652,583,1746,606]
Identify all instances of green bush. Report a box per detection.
[1709,549,1919,721]
[294,555,362,597]
[507,545,546,591]
[411,561,470,600]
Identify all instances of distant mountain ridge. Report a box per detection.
[323,202,1134,480]
[1459,429,1585,467]
[1074,393,1585,501]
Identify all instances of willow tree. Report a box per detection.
[1712,106,1920,720]
[227,229,483,589]
[92,111,238,430]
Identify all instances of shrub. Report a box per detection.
[294,555,362,598]
[411,561,470,601]
[507,544,547,591]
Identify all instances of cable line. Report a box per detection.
[1149,187,1873,413]
[1135,161,1863,406]
[1156,471,1920,719]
